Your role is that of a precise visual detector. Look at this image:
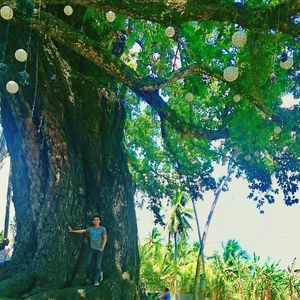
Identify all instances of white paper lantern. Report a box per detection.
[6,81,19,94]
[15,49,28,62]
[232,31,247,48]
[270,72,276,82]
[106,11,116,22]
[64,5,73,16]
[274,126,281,134]
[223,66,239,82]
[280,57,293,70]
[185,92,194,102]
[254,151,260,157]
[244,154,251,161]
[233,94,241,103]
[0,6,13,20]
[165,26,175,38]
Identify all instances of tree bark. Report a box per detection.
[0,29,141,299]
[193,168,233,300]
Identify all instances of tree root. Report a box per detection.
[0,278,139,300]
[0,272,36,298]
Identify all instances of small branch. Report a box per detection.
[145,91,229,140]
[30,11,143,90]
[201,166,234,249]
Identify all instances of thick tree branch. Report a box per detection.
[29,11,143,90]
[5,6,297,140]
[148,62,288,126]
[27,11,228,141]
[35,0,300,35]
[139,91,229,140]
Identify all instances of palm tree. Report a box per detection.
[166,190,193,296]
[140,229,175,293]
[222,239,249,299]
[143,227,162,255]
[222,239,249,265]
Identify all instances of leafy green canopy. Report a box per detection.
[119,5,299,215]
[0,1,299,216]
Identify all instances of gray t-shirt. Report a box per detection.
[86,226,107,250]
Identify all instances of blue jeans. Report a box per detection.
[86,248,103,282]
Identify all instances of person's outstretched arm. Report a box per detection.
[68,226,86,234]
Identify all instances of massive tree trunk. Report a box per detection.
[0,29,141,299]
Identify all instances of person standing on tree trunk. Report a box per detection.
[68,215,107,286]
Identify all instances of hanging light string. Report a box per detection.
[1,22,10,62]
[31,37,40,116]
[24,27,33,72]
[272,8,281,73]
[0,23,10,94]
[31,0,42,117]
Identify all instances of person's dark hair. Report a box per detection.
[3,239,9,246]
[164,288,169,292]
[92,215,100,221]
[0,242,4,251]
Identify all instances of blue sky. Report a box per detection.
[0,158,13,235]
[136,170,300,269]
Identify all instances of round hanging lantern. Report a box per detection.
[270,72,276,82]
[280,57,293,70]
[0,6,13,20]
[64,5,73,16]
[244,154,251,161]
[223,66,239,82]
[232,31,247,48]
[254,151,260,157]
[233,94,241,103]
[165,26,175,38]
[6,81,19,94]
[15,49,28,62]
[106,11,116,22]
[274,126,281,134]
[185,92,194,102]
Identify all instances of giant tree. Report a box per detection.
[0,1,299,299]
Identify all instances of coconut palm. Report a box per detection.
[143,227,163,256]
[222,239,249,266]
[166,190,193,295]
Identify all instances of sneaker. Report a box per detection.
[94,281,99,286]
[99,272,103,282]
